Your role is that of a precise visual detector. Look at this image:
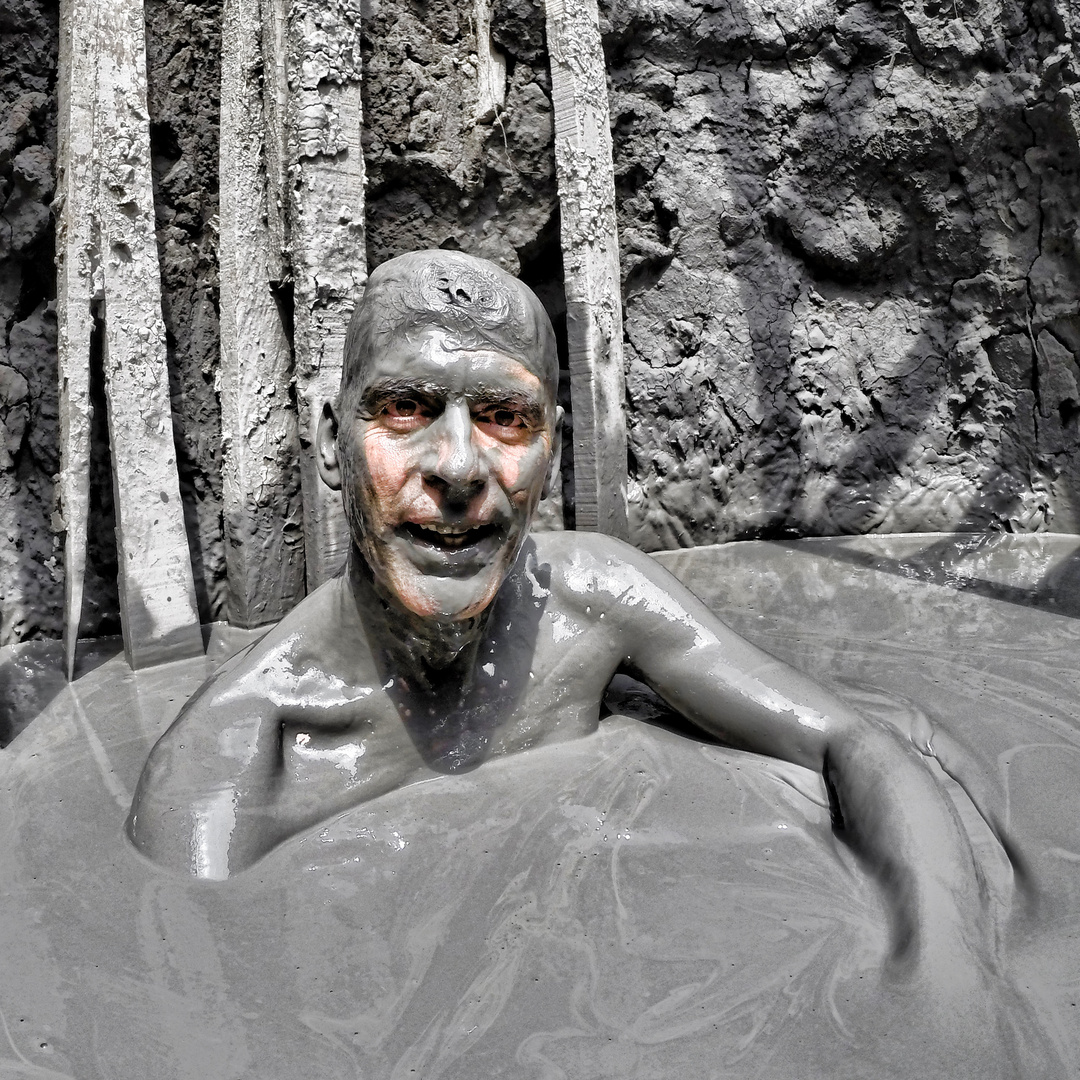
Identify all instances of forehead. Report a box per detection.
[360,325,547,398]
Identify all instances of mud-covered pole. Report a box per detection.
[55,0,97,679]
[218,0,307,627]
[55,0,203,672]
[94,0,204,669]
[270,0,367,589]
[545,0,628,538]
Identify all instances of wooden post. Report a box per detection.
[55,0,203,671]
[218,0,307,627]
[277,0,367,589]
[545,0,628,538]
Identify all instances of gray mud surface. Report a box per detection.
[1,535,1077,1077]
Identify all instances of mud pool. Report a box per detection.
[1,533,1078,1078]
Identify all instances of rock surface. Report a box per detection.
[0,0,61,645]
[606,0,1080,548]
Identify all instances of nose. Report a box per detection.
[423,402,485,501]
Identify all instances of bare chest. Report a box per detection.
[278,601,622,797]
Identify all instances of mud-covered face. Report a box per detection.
[337,325,558,621]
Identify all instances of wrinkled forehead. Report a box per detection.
[343,250,559,401]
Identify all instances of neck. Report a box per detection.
[346,551,493,683]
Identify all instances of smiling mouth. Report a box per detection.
[400,521,502,552]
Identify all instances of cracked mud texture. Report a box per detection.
[3,0,1080,642]
[608,0,1080,547]
[363,0,558,277]
[0,0,62,645]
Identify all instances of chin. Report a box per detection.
[367,527,522,622]
[385,562,506,622]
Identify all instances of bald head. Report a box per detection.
[340,250,559,411]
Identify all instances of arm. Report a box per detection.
[594,537,993,979]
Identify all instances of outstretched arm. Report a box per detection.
[581,538,1055,1074]
[594,537,993,980]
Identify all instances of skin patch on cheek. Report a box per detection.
[494,448,522,490]
[362,430,413,505]
[484,432,551,496]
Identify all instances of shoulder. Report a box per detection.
[527,531,680,612]
[253,573,356,666]
[531,530,669,580]
[525,531,721,660]
[181,574,367,720]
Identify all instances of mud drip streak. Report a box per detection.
[68,686,131,810]
[266,0,368,589]
[55,0,95,681]
[544,0,629,539]
[55,0,203,672]
[218,0,307,626]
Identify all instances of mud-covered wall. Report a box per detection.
[0,0,61,643]
[359,0,1080,548]
[608,0,1080,547]
[2,0,1080,644]
[364,0,558,273]
[362,0,571,524]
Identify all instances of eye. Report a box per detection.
[474,404,531,438]
[385,398,419,418]
[380,396,437,430]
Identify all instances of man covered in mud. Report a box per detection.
[129,250,999,1013]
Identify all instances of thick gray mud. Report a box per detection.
[0,534,1077,1077]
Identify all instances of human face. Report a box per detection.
[333,325,559,622]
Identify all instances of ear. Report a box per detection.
[316,401,343,491]
[542,406,564,500]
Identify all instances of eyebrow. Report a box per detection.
[360,378,445,406]
[471,391,547,428]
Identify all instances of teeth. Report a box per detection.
[411,522,485,548]
[426,523,471,535]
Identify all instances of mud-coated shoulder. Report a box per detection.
[199,574,374,712]
[528,530,661,612]
[526,532,702,651]
[221,574,348,674]
[127,575,372,876]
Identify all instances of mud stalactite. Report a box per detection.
[218,0,306,627]
[274,0,366,589]
[545,0,628,539]
[55,0,202,671]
